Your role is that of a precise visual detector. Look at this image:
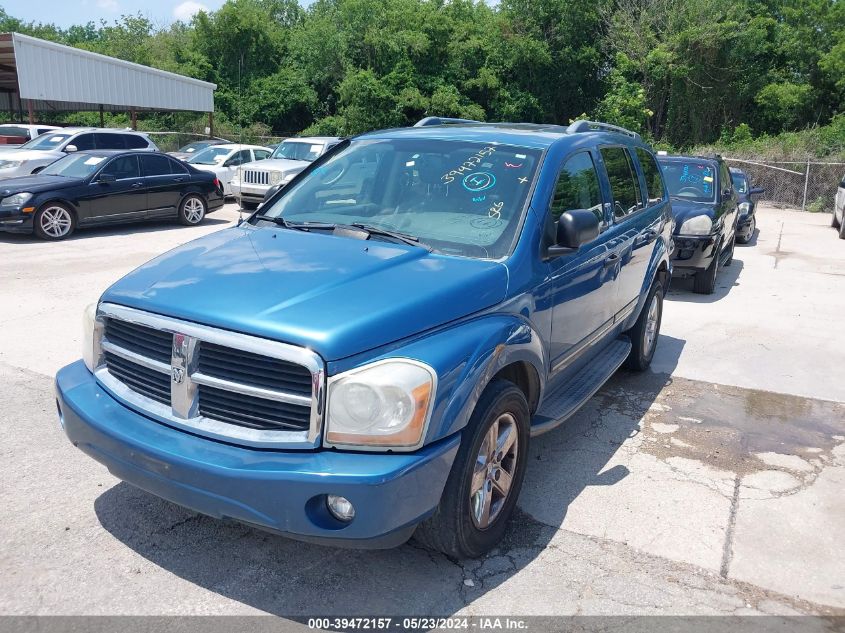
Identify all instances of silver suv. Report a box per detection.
[0,128,159,180]
[230,136,340,209]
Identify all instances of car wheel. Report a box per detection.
[693,243,720,295]
[839,218,845,240]
[178,195,207,226]
[832,209,841,229]
[738,216,756,244]
[414,379,529,558]
[33,202,75,240]
[624,280,663,371]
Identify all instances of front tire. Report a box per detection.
[33,202,75,240]
[624,280,663,371]
[693,242,720,294]
[832,209,840,229]
[737,217,755,244]
[414,379,530,558]
[178,194,207,226]
[839,218,845,240]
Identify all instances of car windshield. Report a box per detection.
[188,146,231,165]
[176,141,215,154]
[658,160,717,202]
[271,141,324,162]
[732,173,748,194]
[41,153,107,178]
[258,138,542,259]
[21,133,72,151]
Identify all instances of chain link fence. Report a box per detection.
[145,131,288,153]
[724,158,845,213]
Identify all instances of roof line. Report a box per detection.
[9,32,217,90]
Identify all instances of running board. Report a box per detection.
[530,337,632,437]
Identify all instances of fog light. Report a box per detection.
[326,495,355,522]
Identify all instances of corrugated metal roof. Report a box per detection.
[0,32,215,112]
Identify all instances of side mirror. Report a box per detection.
[97,173,116,184]
[722,188,733,199]
[750,186,764,195]
[31,165,45,175]
[65,144,78,153]
[547,209,600,257]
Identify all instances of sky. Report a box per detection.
[1,0,229,28]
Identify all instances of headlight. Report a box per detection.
[325,359,436,449]
[1,192,32,206]
[81,303,103,372]
[679,215,713,236]
[0,159,24,169]
[738,202,751,215]
[269,171,283,185]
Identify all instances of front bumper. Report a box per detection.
[56,360,460,548]
[671,234,718,276]
[0,210,33,234]
[232,183,272,204]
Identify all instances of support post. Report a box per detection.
[208,111,214,138]
[801,159,810,211]
[130,108,137,130]
[26,98,33,124]
[99,104,104,127]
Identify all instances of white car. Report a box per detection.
[834,176,845,239]
[0,128,159,179]
[185,144,272,196]
[0,123,60,148]
[230,137,341,209]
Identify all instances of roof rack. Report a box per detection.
[566,120,641,140]
[414,116,482,127]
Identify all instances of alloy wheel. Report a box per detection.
[183,197,205,224]
[39,206,72,238]
[643,294,660,356]
[469,412,519,529]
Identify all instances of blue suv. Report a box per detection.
[55,118,672,558]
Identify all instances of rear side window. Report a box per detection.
[169,157,189,174]
[94,133,126,150]
[71,133,95,151]
[635,148,666,206]
[551,152,603,222]
[124,134,150,149]
[139,154,174,176]
[600,147,643,221]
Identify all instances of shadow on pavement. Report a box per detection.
[93,334,685,616]
[665,259,744,303]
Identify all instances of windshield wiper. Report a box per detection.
[254,215,335,231]
[255,216,432,250]
[349,223,431,251]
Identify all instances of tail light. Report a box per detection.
[214,177,221,190]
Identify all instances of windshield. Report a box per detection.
[178,141,215,154]
[732,173,748,194]
[41,153,107,178]
[658,160,717,202]
[21,133,72,151]
[258,138,542,259]
[271,141,324,162]
[188,146,230,165]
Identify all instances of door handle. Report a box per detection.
[131,182,144,189]
[173,177,184,182]
[635,229,659,246]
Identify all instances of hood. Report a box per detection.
[244,158,309,174]
[101,225,509,361]
[168,152,191,160]
[0,148,62,161]
[669,198,717,233]
[0,174,83,194]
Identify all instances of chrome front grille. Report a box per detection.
[243,170,270,185]
[93,303,324,448]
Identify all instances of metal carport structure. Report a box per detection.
[0,32,216,132]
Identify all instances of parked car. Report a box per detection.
[186,143,272,196]
[55,118,673,558]
[0,150,223,240]
[168,139,230,161]
[0,123,60,147]
[729,167,764,244]
[0,128,159,180]
[832,175,845,239]
[656,153,738,294]
[230,136,341,209]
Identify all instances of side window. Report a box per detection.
[94,133,126,150]
[169,157,189,174]
[635,148,666,206]
[124,134,150,149]
[70,133,95,151]
[254,149,271,160]
[550,152,603,223]
[102,155,140,180]
[37,128,52,136]
[600,146,643,221]
[720,162,732,195]
[225,149,251,167]
[139,154,173,177]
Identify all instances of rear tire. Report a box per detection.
[33,202,75,240]
[832,210,840,229]
[624,280,663,371]
[178,194,207,226]
[414,379,530,558]
[839,219,845,240]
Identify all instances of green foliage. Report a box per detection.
[3,0,845,149]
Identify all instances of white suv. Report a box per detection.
[0,128,159,179]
